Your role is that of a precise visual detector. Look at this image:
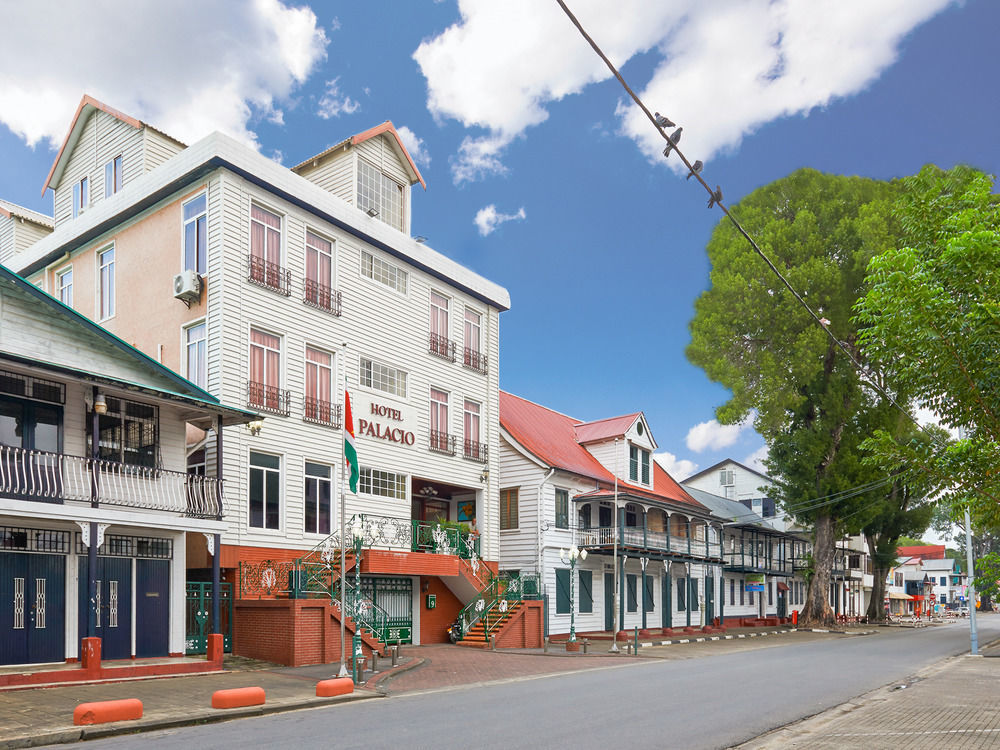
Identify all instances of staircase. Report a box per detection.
[458,600,526,647]
[455,572,539,647]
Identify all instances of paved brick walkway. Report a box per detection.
[741,654,1000,749]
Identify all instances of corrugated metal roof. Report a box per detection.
[0,199,54,228]
[574,413,639,443]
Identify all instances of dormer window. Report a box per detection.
[629,444,650,484]
[357,159,403,231]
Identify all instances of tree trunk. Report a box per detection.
[801,511,837,627]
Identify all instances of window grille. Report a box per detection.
[0,369,65,404]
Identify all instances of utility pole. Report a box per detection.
[610,437,620,653]
[964,505,979,655]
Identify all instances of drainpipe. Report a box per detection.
[537,467,556,598]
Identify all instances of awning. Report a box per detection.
[776,582,790,592]
[888,591,913,600]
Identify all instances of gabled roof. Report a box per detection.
[575,413,641,444]
[42,94,186,195]
[683,485,777,530]
[897,544,945,561]
[0,199,54,228]
[291,121,426,189]
[0,263,255,426]
[684,457,774,485]
[499,391,704,511]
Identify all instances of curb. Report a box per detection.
[0,690,380,750]
[367,657,427,694]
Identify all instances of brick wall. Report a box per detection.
[495,601,544,649]
[419,576,464,644]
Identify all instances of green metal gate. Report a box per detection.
[185,582,232,655]
[360,577,413,643]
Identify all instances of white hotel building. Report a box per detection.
[3,95,509,655]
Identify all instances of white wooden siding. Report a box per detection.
[294,148,355,204]
[143,129,184,172]
[0,216,13,265]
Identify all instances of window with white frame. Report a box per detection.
[304,230,337,311]
[183,193,207,274]
[463,399,484,460]
[360,250,407,294]
[500,488,519,530]
[73,177,88,218]
[104,155,122,198]
[554,488,569,529]
[304,347,335,425]
[430,388,450,452]
[249,204,285,291]
[98,247,115,320]
[360,357,407,398]
[429,291,452,359]
[249,451,280,530]
[357,159,404,231]
[249,328,283,412]
[304,462,332,534]
[359,467,407,499]
[57,267,73,307]
[463,307,486,372]
[184,321,207,388]
[629,444,650,484]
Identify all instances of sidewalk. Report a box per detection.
[739,644,1000,749]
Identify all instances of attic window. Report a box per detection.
[357,159,403,231]
[636,421,643,436]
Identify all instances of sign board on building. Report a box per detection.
[355,396,417,446]
[745,573,765,592]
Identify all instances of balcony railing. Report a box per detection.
[247,381,291,416]
[463,438,488,463]
[463,347,488,375]
[429,430,456,455]
[303,398,342,429]
[577,525,719,559]
[429,333,456,362]
[723,550,792,574]
[247,254,292,296]
[302,278,342,316]
[0,444,222,517]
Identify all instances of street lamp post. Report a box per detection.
[350,517,365,684]
[560,545,588,642]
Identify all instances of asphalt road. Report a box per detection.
[74,619,1000,750]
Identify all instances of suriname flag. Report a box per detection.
[344,388,359,493]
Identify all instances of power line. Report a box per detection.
[553,0,938,448]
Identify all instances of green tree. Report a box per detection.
[688,168,906,626]
[897,536,931,547]
[855,165,1000,530]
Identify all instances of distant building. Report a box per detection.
[896,544,945,562]
[684,459,786,531]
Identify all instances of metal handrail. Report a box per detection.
[247,380,291,416]
[428,332,456,362]
[302,277,343,316]
[0,444,222,517]
[462,347,488,374]
[247,254,292,295]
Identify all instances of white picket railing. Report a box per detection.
[0,444,222,517]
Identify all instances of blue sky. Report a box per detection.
[1,0,997,483]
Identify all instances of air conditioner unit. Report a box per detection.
[173,269,202,302]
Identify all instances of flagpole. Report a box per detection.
[338,351,348,677]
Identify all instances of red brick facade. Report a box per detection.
[495,601,544,649]
[419,576,464,644]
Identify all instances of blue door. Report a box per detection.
[78,556,132,660]
[136,559,169,658]
[0,552,66,665]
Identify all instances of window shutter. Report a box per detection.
[689,578,698,611]
[644,575,654,612]
[626,574,637,612]
[555,568,571,614]
[677,577,686,611]
[579,570,593,614]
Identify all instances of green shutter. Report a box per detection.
[579,570,593,613]
[643,575,654,612]
[555,489,569,529]
[677,577,686,610]
[627,574,637,612]
[556,568,571,614]
[689,578,698,612]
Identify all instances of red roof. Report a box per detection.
[575,414,640,444]
[499,391,704,511]
[896,544,945,561]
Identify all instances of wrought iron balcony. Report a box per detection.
[247,254,292,296]
[0,444,222,517]
[247,381,291,416]
[302,278,342,316]
[723,550,792,574]
[303,397,342,429]
[429,430,456,455]
[463,438,488,463]
[428,332,456,362]
[463,347,488,375]
[577,525,720,560]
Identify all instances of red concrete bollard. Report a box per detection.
[207,633,225,665]
[73,699,143,726]
[792,609,798,626]
[316,677,354,697]
[80,637,102,672]
[211,687,266,709]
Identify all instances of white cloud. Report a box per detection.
[0,0,328,151]
[474,204,526,236]
[414,0,953,181]
[317,77,360,119]
[743,444,769,474]
[654,452,698,480]
[397,126,431,167]
[685,418,750,453]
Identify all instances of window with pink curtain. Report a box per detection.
[430,388,449,450]
[250,329,281,408]
[464,399,480,457]
[305,230,333,308]
[250,205,282,286]
[430,292,449,338]
[305,347,333,422]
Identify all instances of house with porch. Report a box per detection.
[0,263,252,682]
[498,391,727,641]
[4,94,510,662]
